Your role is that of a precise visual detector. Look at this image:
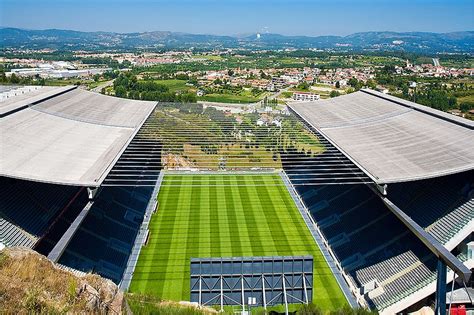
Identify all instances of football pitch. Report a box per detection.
[129,173,346,309]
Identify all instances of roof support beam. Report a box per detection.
[87,187,100,200]
[375,183,388,196]
[435,260,447,315]
[47,201,93,262]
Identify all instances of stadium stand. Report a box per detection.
[287,90,473,312]
[1,85,158,282]
[389,171,474,245]
[0,177,87,250]
[57,185,156,284]
[286,157,473,311]
[0,86,156,186]
[290,173,473,309]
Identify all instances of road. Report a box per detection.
[90,80,114,93]
[266,87,290,101]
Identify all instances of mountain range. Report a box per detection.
[1,27,473,53]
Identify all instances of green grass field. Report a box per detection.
[129,173,346,310]
[458,94,474,105]
[199,93,262,104]
[151,79,194,93]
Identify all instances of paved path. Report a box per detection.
[90,79,114,93]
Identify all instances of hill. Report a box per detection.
[0,247,218,314]
[1,27,473,52]
[0,247,124,313]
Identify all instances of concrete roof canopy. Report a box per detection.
[289,89,474,184]
[33,88,155,128]
[0,86,156,186]
[0,86,76,117]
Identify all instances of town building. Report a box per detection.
[292,92,320,102]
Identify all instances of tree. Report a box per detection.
[298,303,323,315]
[0,71,7,83]
[348,78,360,89]
[9,73,20,84]
[115,86,127,98]
[297,81,310,91]
[335,81,341,89]
[366,79,377,89]
[179,93,197,103]
[330,90,341,98]
[175,73,189,80]
[460,102,474,112]
[187,77,198,85]
[259,69,270,79]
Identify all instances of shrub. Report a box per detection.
[298,303,324,315]
[329,305,378,315]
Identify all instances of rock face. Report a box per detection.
[0,247,124,314]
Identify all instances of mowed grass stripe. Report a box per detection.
[154,177,183,298]
[209,176,221,257]
[238,177,265,255]
[179,175,202,298]
[223,179,243,256]
[229,176,252,256]
[250,175,282,255]
[216,176,233,257]
[130,174,347,310]
[198,176,211,256]
[251,175,291,256]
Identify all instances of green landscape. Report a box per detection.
[129,173,347,310]
[200,92,262,104]
[150,79,193,92]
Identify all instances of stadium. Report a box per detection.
[1,84,473,314]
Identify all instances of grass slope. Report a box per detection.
[129,174,346,310]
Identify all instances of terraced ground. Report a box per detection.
[129,173,346,310]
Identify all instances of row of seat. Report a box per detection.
[58,185,155,284]
[426,199,473,245]
[370,258,437,309]
[389,171,474,244]
[0,218,37,247]
[0,177,81,248]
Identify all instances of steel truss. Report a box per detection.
[190,256,313,315]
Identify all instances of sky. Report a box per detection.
[1,0,473,36]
